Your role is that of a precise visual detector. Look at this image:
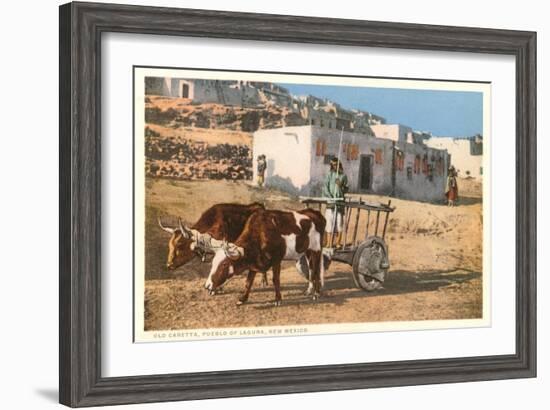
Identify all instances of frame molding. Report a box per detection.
[59,2,536,407]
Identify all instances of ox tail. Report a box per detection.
[320,248,325,288]
[320,247,333,289]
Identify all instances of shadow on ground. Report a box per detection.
[456,196,482,206]
[234,267,481,309]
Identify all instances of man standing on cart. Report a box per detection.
[323,156,348,248]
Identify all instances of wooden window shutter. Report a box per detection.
[352,144,359,160]
[375,149,383,164]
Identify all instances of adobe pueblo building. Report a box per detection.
[425,135,483,180]
[144,77,386,129]
[253,125,451,203]
[144,76,478,202]
[145,77,268,107]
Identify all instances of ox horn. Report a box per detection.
[178,217,193,239]
[158,217,175,234]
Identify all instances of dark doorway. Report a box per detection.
[359,155,373,191]
[181,83,189,98]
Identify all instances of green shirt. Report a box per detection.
[322,170,348,210]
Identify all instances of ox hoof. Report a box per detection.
[236,299,247,306]
[272,300,282,307]
[208,290,216,296]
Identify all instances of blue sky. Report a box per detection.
[278,83,483,137]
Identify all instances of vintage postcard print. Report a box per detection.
[133,67,491,342]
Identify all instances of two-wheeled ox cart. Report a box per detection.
[300,196,396,291]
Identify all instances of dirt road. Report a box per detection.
[143,177,483,331]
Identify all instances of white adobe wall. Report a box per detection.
[169,79,194,98]
[309,127,393,196]
[371,124,412,142]
[144,77,172,96]
[190,80,223,103]
[426,137,483,179]
[190,80,262,106]
[367,138,394,194]
[253,126,448,202]
[241,85,262,106]
[252,126,313,194]
[394,142,449,202]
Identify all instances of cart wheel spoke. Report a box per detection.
[351,236,389,292]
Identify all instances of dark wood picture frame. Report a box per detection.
[59,1,536,407]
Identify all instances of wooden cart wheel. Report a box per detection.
[351,236,390,291]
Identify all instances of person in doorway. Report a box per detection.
[257,154,267,188]
[445,165,459,206]
[322,157,349,248]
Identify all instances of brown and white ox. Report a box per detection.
[205,208,326,306]
[158,203,268,286]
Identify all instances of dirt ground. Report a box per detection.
[143,177,483,331]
